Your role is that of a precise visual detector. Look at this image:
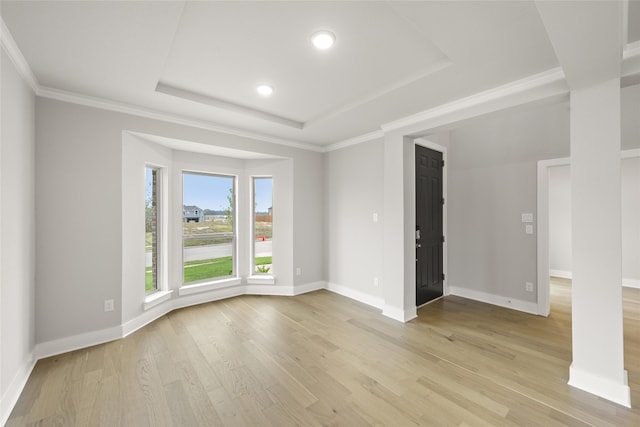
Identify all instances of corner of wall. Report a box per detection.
[0,352,36,426]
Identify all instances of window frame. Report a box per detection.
[181,170,238,286]
[251,175,273,277]
[145,164,163,295]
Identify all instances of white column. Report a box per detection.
[382,132,414,321]
[569,78,630,407]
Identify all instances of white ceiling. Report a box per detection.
[1,1,638,147]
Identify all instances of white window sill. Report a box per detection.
[246,275,275,285]
[179,277,242,296]
[144,290,173,311]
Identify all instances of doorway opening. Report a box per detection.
[537,149,640,315]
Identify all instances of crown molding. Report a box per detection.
[1,15,323,153]
[37,86,324,152]
[1,16,39,92]
[325,130,384,152]
[380,67,567,134]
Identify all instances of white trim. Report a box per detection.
[325,130,384,152]
[245,284,294,295]
[569,364,631,408]
[382,304,417,323]
[623,278,640,289]
[178,277,242,296]
[123,299,174,338]
[537,156,571,317]
[38,280,326,358]
[34,325,123,360]
[4,11,640,158]
[622,148,640,159]
[246,275,275,285]
[124,284,246,337]
[448,286,540,316]
[143,290,173,311]
[38,86,323,152]
[0,17,39,92]
[325,282,384,309]
[292,281,326,295]
[0,19,325,153]
[549,270,573,279]
[381,67,567,134]
[0,354,36,426]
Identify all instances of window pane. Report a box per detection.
[254,177,273,274]
[183,172,235,283]
[145,167,159,293]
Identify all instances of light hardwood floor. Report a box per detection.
[7,279,640,426]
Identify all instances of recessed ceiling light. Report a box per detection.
[256,84,273,96]
[311,30,335,50]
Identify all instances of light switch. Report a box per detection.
[525,224,534,234]
[521,213,533,223]
[373,212,378,223]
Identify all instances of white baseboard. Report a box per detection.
[34,325,122,360]
[381,304,417,323]
[550,269,572,279]
[244,284,294,296]
[569,364,631,408]
[623,278,640,289]
[293,281,326,295]
[123,301,172,338]
[325,282,384,309]
[244,281,324,296]
[448,286,539,315]
[36,280,326,358]
[1,353,36,426]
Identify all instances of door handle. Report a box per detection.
[416,243,422,248]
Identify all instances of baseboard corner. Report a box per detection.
[1,353,37,426]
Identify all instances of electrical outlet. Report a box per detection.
[104,299,114,312]
[525,224,534,234]
[521,213,533,223]
[373,277,379,288]
[295,267,301,276]
[525,282,534,292]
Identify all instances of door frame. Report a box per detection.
[536,148,640,316]
[414,138,448,301]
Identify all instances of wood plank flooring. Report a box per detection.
[7,279,640,426]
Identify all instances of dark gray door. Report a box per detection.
[415,145,444,306]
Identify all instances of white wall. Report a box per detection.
[0,49,36,422]
[324,139,384,305]
[549,158,640,284]
[447,101,570,303]
[35,97,324,348]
